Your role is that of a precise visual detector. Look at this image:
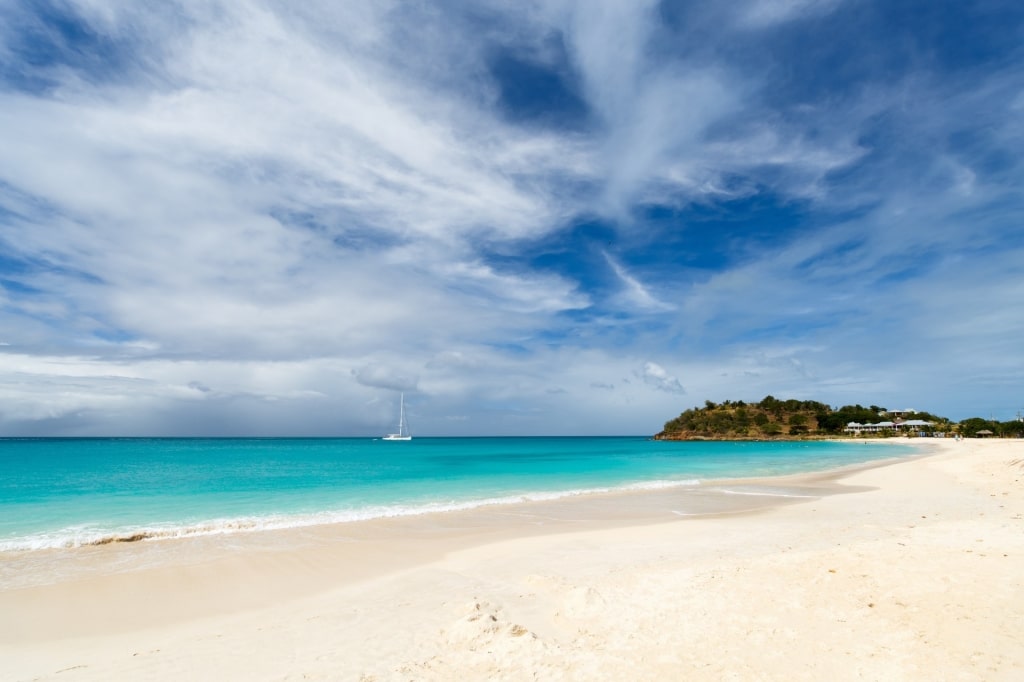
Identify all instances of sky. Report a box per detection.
[0,0,1022,436]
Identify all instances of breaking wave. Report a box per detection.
[0,477,702,552]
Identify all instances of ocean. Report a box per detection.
[0,437,916,552]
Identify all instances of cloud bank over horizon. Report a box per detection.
[1,0,1022,436]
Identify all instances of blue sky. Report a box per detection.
[0,0,1022,436]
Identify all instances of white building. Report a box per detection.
[884,408,917,419]
[845,419,935,435]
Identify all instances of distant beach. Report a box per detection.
[2,438,1021,680]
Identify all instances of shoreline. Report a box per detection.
[3,438,1021,680]
[0,440,928,592]
[1,443,933,625]
[0,437,923,555]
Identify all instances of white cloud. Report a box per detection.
[603,252,674,312]
[737,0,846,29]
[640,361,686,394]
[0,1,1021,434]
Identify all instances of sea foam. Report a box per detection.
[0,477,702,552]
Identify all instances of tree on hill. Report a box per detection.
[816,405,888,433]
[657,397,960,440]
[959,417,1001,438]
[999,420,1024,438]
[659,396,829,439]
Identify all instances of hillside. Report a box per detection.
[654,396,950,440]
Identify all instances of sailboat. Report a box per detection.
[382,392,412,441]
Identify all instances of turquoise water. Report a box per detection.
[0,437,914,551]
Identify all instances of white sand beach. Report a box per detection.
[2,438,1022,681]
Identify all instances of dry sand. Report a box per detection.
[1,438,1021,681]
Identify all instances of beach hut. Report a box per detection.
[975,429,994,438]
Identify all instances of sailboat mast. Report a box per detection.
[382,391,412,439]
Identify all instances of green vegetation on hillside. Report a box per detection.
[957,417,1024,439]
[656,396,965,439]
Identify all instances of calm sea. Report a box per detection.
[0,437,915,551]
